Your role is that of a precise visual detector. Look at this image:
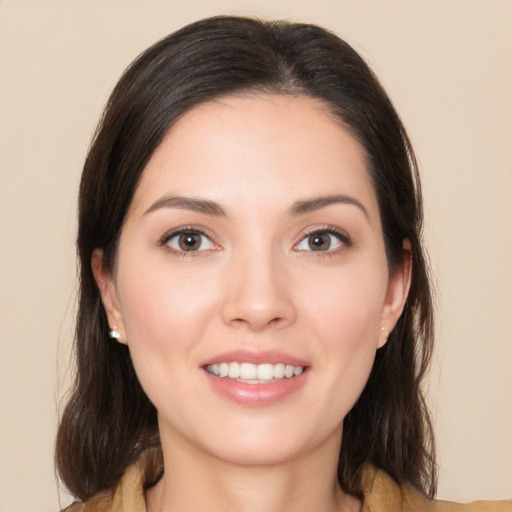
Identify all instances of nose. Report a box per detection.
[220,249,297,332]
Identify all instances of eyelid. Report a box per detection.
[158,224,351,255]
[159,225,220,254]
[293,225,352,253]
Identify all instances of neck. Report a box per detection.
[146,427,361,512]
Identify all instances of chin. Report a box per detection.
[202,438,308,467]
[190,416,341,468]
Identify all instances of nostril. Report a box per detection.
[220,276,297,331]
[268,317,286,327]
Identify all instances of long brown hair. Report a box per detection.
[56,15,436,501]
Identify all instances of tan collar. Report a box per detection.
[72,449,511,512]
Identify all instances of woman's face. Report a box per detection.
[95,94,410,466]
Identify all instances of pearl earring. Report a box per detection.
[109,327,121,340]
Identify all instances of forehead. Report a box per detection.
[130,93,378,220]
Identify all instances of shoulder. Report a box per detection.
[61,491,113,512]
[60,448,163,512]
[361,466,512,512]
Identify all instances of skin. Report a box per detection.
[93,94,411,512]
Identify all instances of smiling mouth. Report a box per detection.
[204,362,305,384]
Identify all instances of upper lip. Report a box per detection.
[199,349,310,368]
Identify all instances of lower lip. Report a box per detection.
[203,369,308,406]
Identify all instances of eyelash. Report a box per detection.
[159,226,218,257]
[294,225,352,256]
[159,225,352,257]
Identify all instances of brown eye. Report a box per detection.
[308,232,332,251]
[294,228,348,253]
[178,232,202,251]
[164,229,216,253]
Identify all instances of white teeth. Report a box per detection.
[228,362,240,378]
[219,363,229,377]
[284,365,294,378]
[240,363,257,380]
[257,363,274,380]
[206,362,305,382]
[274,363,285,378]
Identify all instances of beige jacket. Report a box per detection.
[64,453,511,512]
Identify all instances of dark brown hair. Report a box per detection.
[56,15,436,502]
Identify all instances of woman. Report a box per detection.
[56,16,511,512]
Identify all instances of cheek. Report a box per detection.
[115,259,219,385]
[300,264,387,407]
[302,263,387,342]
[119,252,219,325]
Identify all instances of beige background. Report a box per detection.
[1,1,511,510]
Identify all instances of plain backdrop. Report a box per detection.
[0,1,511,511]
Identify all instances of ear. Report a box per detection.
[378,239,412,348]
[91,249,127,345]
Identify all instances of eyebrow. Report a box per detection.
[289,195,369,219]
[144,193,369,219]
[144,195,227,216]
